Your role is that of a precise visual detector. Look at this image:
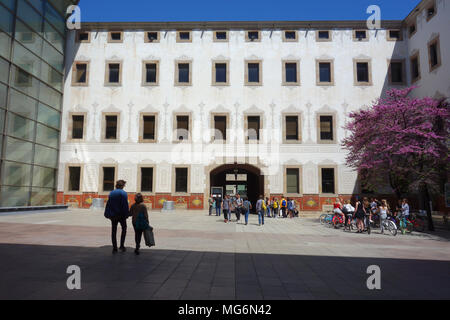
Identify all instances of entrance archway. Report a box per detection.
[209,164,264,210]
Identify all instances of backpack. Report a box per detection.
[104,199,114,219]
[135,211,149,231]
[244,201,250,210]
[282,199,287,207]
[262,201,267,210]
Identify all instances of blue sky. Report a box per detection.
[79,0,420,22]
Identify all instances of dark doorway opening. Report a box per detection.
[210,164,264,211]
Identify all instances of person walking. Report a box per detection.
[208,196,214,216]
[243,197,252,225]
[223,195,232,223]
[378,199,389,234]
[272,198,279,218]
[280,196,287,218]
[354,197,367,233]
[256,196,265,226]
[287,197,294,218]
[129,193,149,255]
[343,199,355,229]
[235,194,243,222]
[104,180,130,254]
[265,197,271,217]
[215,195,223,217]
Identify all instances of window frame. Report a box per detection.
[408,21,417,38]
[211,113,229,142]
[319,165,338,195]
[139,112,158,143]
[386,29,403,41]
[144,31,160,43]
[282,30,298,42]
[410,52,421,84]
[101,112,120,143]
[173,166,190,195]
[173,112,192,143]
[284,165,302,196]
[428,35,441,72]
[213,31,229,42]
[282,60,300,86]
[137,165,155,195]
[244,60,263,86]
[353,59,372,86]
[426,0,437,22]
[387,59,406,86]
[282,113,302,144]
[141,60,159,86]
[316,59,334,86]
[67,112,87,142]
[107,31,124,43]
[316,30,332,42]
[246,30,261,42]
[352,29,369,42]
[174,60,192,86]
[71,61,89,86]
[98,164,118,195]
[212,60,230,86]
[65,164,83,195]
[76,30,90,43]
[245,114,263,143]
[317,114,337,144]
[105,61,123,86]
[176,30,192,43]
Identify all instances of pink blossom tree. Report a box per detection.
[342,87,449,231]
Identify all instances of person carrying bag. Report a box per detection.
[130,193,155,255]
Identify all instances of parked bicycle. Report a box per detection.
[372,214,397,236]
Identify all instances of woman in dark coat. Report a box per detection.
[129,193,149,255]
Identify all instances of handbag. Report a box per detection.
[143,226,155,247]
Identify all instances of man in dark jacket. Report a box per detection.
[104,180,129,253]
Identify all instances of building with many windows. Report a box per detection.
[54,0,448,211]
[0,0,78,208]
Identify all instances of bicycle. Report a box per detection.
[319,212,333,225]
[372,214,397,236]
[332,213,345,229]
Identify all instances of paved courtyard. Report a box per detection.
[0,208,449,300]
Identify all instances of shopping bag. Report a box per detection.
[143,226,155,247]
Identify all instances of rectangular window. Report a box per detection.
[408,23,416,38]
[76,31,90,43]
[354,60,371,85]
[72,62,88,85]
[105,115,118,140]
[177,31,191,42]
[410,53,420,83]
[175,61,191,85]
[214,115,227,141]
[246,31,260,42]
[102,167,115,192]
[214,31,228,42]
[108,31,123,43]
[316,60,334,85]
[283,61,299,85]
[72,115,84,140]
[176,115,189,141]
[317,30,331,41]
[428,36,441,71]
[245,61,262,85]
[319,116,333,141]
[143,115,155,140]
[214,62,228,84]
[145,31,159,43]
[140,168,153,192]
[106,62,122,85]
[321,168,335,194]
[285,116,299,141]
[353,30,367,41]
[247,116,260,141]
[389,60,405,84]
[143,62,158,85]
[426,1,436,21]
[387,30,402,41]
[175,168,188,193]
[283,31,297,42]
[286,168,299,194]
[68,166,81,192]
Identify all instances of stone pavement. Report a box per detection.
[0,208,449,300]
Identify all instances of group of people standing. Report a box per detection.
[208,194,299,226]
[332,197,410,234]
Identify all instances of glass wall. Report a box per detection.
[0,0,76,207]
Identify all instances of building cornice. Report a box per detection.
[80,20,403,31]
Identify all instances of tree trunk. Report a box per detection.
[420,183,435,231]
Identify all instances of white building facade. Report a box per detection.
[58,0,449,210]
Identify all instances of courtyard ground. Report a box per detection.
[0,208,449,300]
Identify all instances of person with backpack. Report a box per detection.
[104,180,130,254]
[280,196,287,218]
[129,193,149,255]
[234,194,243,222]
[243,197,252,225]
[256,195,265,226]
[272,198,279,218]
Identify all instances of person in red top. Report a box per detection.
[333,198,345,221]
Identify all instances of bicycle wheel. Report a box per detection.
[319,214,327,224]
[387,221,397,236]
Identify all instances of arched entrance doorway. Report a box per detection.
[210,164,264,210]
